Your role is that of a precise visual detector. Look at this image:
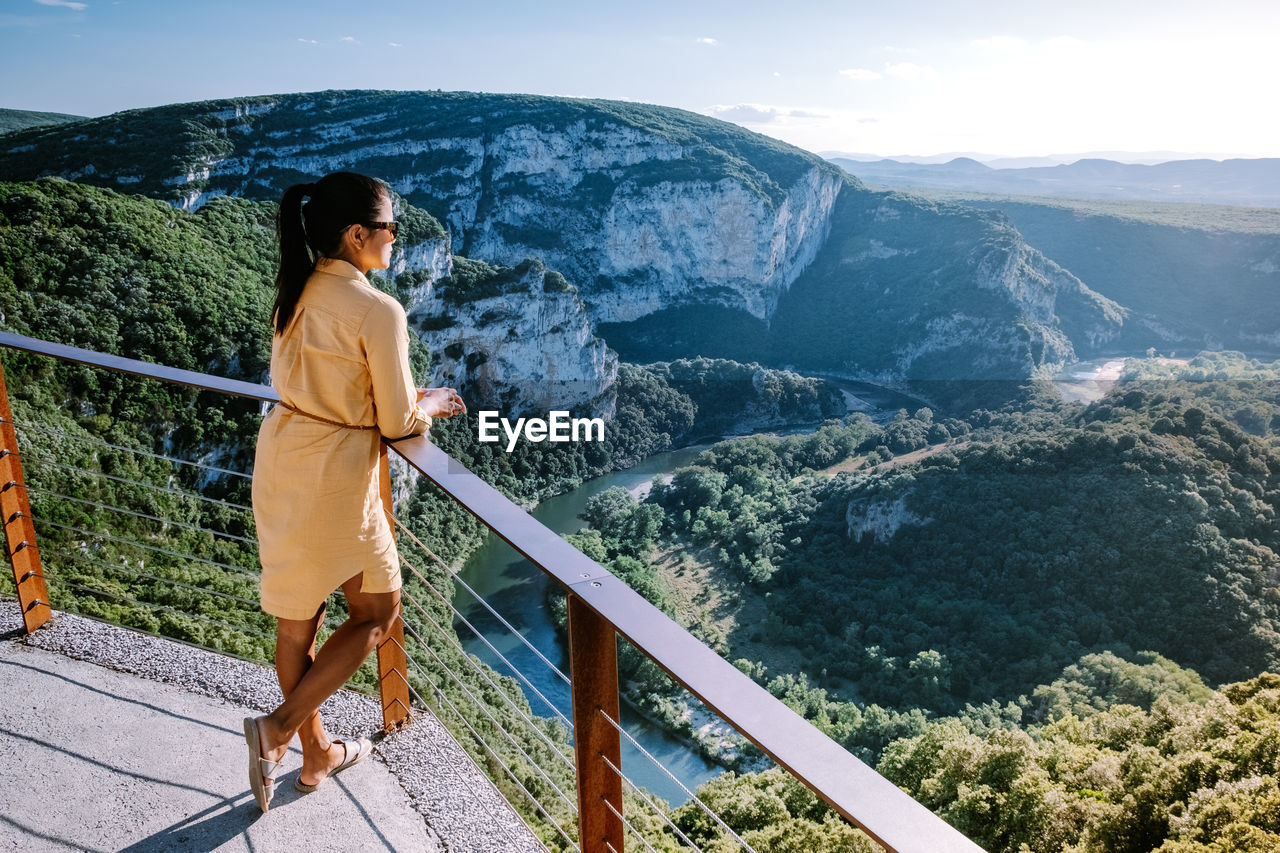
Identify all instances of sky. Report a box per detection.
[3,0,1279,160]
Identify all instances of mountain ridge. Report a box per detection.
[0,89,1152,388]
[0,108,86,135]
[830,155,1280,206]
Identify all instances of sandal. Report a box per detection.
[294,737,373,793]
[243,716,283,813]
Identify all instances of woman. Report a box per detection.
[244,171,465,812]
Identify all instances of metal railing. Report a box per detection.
[0,330,984,853]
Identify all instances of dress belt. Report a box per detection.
[277,401,379,431]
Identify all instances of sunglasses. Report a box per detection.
[365,221,399,238]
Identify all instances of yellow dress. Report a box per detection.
[252,257,431,620]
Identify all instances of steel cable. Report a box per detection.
[392,515,572,686]
[60,580,275,640]
[35,460,254,513]
[27,487,258,545]
[398,599,580,803]
[599,708,756,853]
[400,654,581,852]
[396,683,540,853]
[32,517,259,577]
[398,553,574,729]
[601,796,661,853]
[43,546,260,609]
[398,587,577,770]
[5,416,252,479]
[599,752,704,852]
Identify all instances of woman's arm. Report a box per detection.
[361,298,432,440]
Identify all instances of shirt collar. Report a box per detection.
[314,256,371,287]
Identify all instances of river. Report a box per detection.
[451,444,719,805]
[449,378,941,803]
[1052,356,1131,403]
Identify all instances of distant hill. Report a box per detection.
[0,89,1126,388]
[0,108,85,135]
[830,155,1280,207]
[900,190,1280,355]
[820,149,1236,167]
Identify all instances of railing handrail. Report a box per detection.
[0,330,984,853]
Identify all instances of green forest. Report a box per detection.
[5,174,1280,851]
[562,350,1280,850]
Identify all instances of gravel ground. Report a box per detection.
[0,604,547,852]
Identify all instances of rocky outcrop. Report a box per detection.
[847,492,930,545]
[392,236,452,294]
[766,190,1129,381]
[585,167,841,322]
[409,257,618,417]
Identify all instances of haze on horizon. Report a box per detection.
[2,0,1277,162]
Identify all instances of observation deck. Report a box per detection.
[0,606,541,851]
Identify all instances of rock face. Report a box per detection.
[410,257,618,417]
[766,190,1128,380]
[945,197,1280,354]
[587,168,841,322]
[847,492,930,545]
[391,235,453,296]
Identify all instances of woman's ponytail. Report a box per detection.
[271,173,388,335]
[272,182,315,335]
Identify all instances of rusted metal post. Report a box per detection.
[0,360,51,633]
[376,443,412,732]
[568,591,624,853]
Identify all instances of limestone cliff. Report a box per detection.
[410,256,617,417]
[847,491,930,545]
[764,190,1128,381]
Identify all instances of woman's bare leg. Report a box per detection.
[273,602,351,785]
[254,574,399,763]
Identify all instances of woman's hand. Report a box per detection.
[417,387,467,418]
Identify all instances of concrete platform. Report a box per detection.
[0,607,547,853]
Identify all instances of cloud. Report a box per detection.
[884,61,936,79]
[971,35,1028,52]
[388,41,402,47]
[696,37,718,46]
[1042,35,1085,52]
[341,36,358,43]
[34,0,87,9]
[710,104,780,123]
[707,103,831,125]
[842,61,940,82]
[773,71,781,77]
[297,38,319,44]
